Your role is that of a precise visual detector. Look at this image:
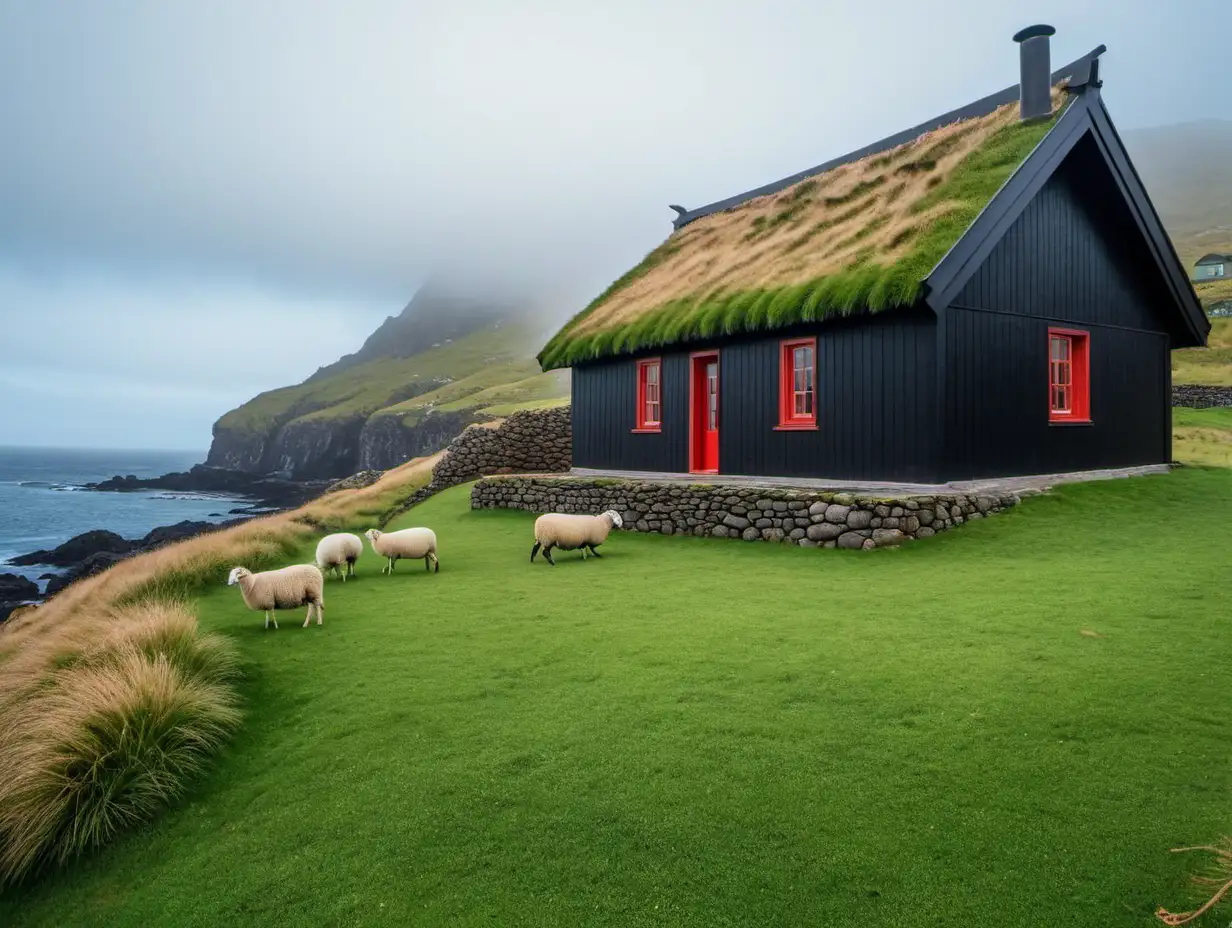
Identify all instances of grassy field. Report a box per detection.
[1173,317,1232,386]
[2,471,1231,927]
[1174,406,1232,467]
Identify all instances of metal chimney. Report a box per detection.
[1013,24,1056,122]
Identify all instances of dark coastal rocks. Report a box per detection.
[140,520,225,548]
[44,552,131,596]
[0,574,38,600]
[0,573,42,624]
[472,475,1022,553]
[87,464,330,510]
[11,518,252,601]
[11,530,134,567]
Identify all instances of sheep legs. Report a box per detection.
[383,556,396,575]
[530,542,541,563]
[265,611,279,630]
[543,544,556,566]
[424,553,439,573]
[588,545,602,558]
[303,602,323,628]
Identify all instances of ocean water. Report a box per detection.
[0,447,249,591]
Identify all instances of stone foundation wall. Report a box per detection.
[383,406,571,522]
[471,476,1022,549]
[1173,385,1232,408]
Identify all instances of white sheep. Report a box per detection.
[315,532,363,581]
[226,564,325,629]
[531,510,624,566]
[364,527,439,574]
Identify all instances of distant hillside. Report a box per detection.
[207,283,569,479]
[1123,119,1232,275]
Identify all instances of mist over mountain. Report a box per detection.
[1123,119,1232,259]
[206,280,569,479]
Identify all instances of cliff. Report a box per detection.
[206,284,570,479]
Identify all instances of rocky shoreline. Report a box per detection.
[0,464,337,623]
[0,518,253,622]
[86,462,333,511]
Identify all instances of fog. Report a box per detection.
[0,0,1225,449]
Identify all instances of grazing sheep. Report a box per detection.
[364,527,439,574]
[531,510,623,566]
[315,532,363,581]
[226,564,324,629]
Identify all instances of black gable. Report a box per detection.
[954,134,1188,342]
[923,88,1209,348]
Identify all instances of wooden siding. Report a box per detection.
[941,309,1169,479]
[571,353,688,472]
[572,310,939,482]
[943,137,1175,478]
[954,135,1182,340]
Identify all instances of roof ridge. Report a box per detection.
[672,45,1107,230]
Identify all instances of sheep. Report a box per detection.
[531,510,623,566]
[226,564,324,629]
[315,532,363,581]
[364,527,439,574]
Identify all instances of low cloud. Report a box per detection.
[0,0,1223,447]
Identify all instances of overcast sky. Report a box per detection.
[0,1,1226,451]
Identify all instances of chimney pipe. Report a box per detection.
[1013,24,1056,122]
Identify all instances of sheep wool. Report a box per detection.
[531,510,623,566]
[364,527,439,574]
[227,564,325,629]
[315,532,363,581]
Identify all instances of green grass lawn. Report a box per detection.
[3,471,1232,927]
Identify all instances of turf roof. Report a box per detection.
[540,86,1071,370]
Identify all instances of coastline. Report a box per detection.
[0,451,334,620]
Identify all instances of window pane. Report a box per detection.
[647,363,658,385]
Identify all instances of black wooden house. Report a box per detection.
[538,27,1209,483]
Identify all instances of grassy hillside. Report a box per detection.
[206,287,572,476]
[215,322,566,435]
[3,474,1232,926]
[1123,120,1232,270]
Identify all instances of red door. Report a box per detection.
[690,352,719,473]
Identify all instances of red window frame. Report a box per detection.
[776,337,818,430]
[1048,328,1091,424]
[633,358,662,433]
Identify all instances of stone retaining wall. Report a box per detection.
[383,406,571,522]
[1173,385,1232,408]
[471,476,1022,549]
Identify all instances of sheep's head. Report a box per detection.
[364,528,382,543]
[226,567,250,586]
[602,510,624,529]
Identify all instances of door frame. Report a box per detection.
[688,349,720,474]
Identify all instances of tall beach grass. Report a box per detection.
[0,453,439,886]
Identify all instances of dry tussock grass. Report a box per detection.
[569,100,1021,339]
[0,451,439,885]
[564,87,1066,343]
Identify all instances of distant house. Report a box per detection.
[539,26,1208,483]
[1194,254,1232,282]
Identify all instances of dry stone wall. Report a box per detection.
[383,406,571,522]
[1172,385,1232,408]
[471,477,1022,549]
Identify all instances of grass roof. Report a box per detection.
[540,87,1070,370]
